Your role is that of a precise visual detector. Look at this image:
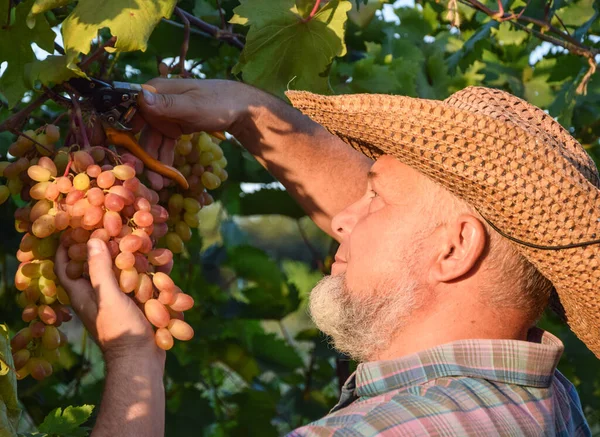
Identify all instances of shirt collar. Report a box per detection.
[354,328,564,398]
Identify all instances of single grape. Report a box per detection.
[38,304,57,324]
[12,349,30,370]
[175,221,192,242]
[82,205,104,227]
[165,232,184,254]
[68,243,87,262]
[133,210,154,227]
[71,227,91,243]
[27,358,48,381]
[148,248,173,266]
[73,173,91,190]
[41,325,61,350]
[115,252,135,270]
[56,286,71,305]
[65,260,85,279]
[72,151,94,173]
[135,273,153,303]
[0,185,9,205]
[155,328,174,350]
[32,214,56,238]
[119,268,138,293]
[144,299,170,328]
[201,171,221,190]
[97,171,116,189]
[113,165,136,181]
[87,187,105,206]
[168,319,194,341]
[22,304,38,322]
[170,293,194,311]
[86,164,102,178]
[10,327,32,351]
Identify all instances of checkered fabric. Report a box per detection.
[288,329,590,436]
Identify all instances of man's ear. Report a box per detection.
[429,214,487,283]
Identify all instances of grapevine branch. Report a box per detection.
[174,7,191,76]
[453,0,599,93]
[172,7,244,50]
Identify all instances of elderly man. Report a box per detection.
[56,80,596,436]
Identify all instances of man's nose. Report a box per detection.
[331,201,362,240]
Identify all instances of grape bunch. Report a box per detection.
[4,125,200,380]
[157,132,228,254]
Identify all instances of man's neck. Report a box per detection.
[372,295,532,362]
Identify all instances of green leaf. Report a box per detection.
[38,405,94,436]
[0,0,56,107]
[446,21,496,71]
[226,245,283,293]
[25,55,86,89]
[61,0,177,65]
[492,21,528,46]
[554,0,596,27]
[230,0,352,98]
[0,324,20,437]
[251,333,303,372]
[193,0,220,19]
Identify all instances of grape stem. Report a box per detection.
[174,8,191,77]
[79,36,117,70]
[63,157,73,177]
[67,91,91,149]
[302,0,322,22]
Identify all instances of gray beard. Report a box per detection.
[308,272,420,362]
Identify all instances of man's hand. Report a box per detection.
[133,79,253,190]
[55,239,164,362]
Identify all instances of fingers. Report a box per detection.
[145,77,200,95]
[87,239,123,304]
[139,125,162,159]
[159,136,175,166]
[54,245,96,319]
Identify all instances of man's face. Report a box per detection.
[309,155,437,361]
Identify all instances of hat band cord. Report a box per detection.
[478,211,600,250]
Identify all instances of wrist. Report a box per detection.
[104,344,166,371]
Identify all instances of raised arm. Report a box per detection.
[137,79,372,237]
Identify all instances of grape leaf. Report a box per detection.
[492,22,528,46]
[0,324,20,437]
[554,0,596,27]
[29,0,75,16]
[25,55,85,88]
[61,0,177,65]
[37,405,94,436]
[0,0,55,107]
[230,0,352,98]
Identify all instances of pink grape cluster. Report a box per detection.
[10,145,195,380]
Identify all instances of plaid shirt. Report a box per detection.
[289,329,591,436]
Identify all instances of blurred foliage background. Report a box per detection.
[1,0,599,435]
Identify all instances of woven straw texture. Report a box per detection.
[286,86,600,359]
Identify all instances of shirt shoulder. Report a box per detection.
[287,374,591,437]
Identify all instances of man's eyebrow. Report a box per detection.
[367,170,378,180]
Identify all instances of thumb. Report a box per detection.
[138,88,180,118]
[87,239,121,299]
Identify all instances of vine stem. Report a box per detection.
[304,0,322,22]
[67,91,90,148]
[79,36,117,70]
[174,7,191,76]
[173,7,244,50]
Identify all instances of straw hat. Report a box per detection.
[286,86,600,359]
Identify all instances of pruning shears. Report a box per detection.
[67,77,226,190]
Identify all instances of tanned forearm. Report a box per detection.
[229,86,373,238]
[92,352,165,437]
